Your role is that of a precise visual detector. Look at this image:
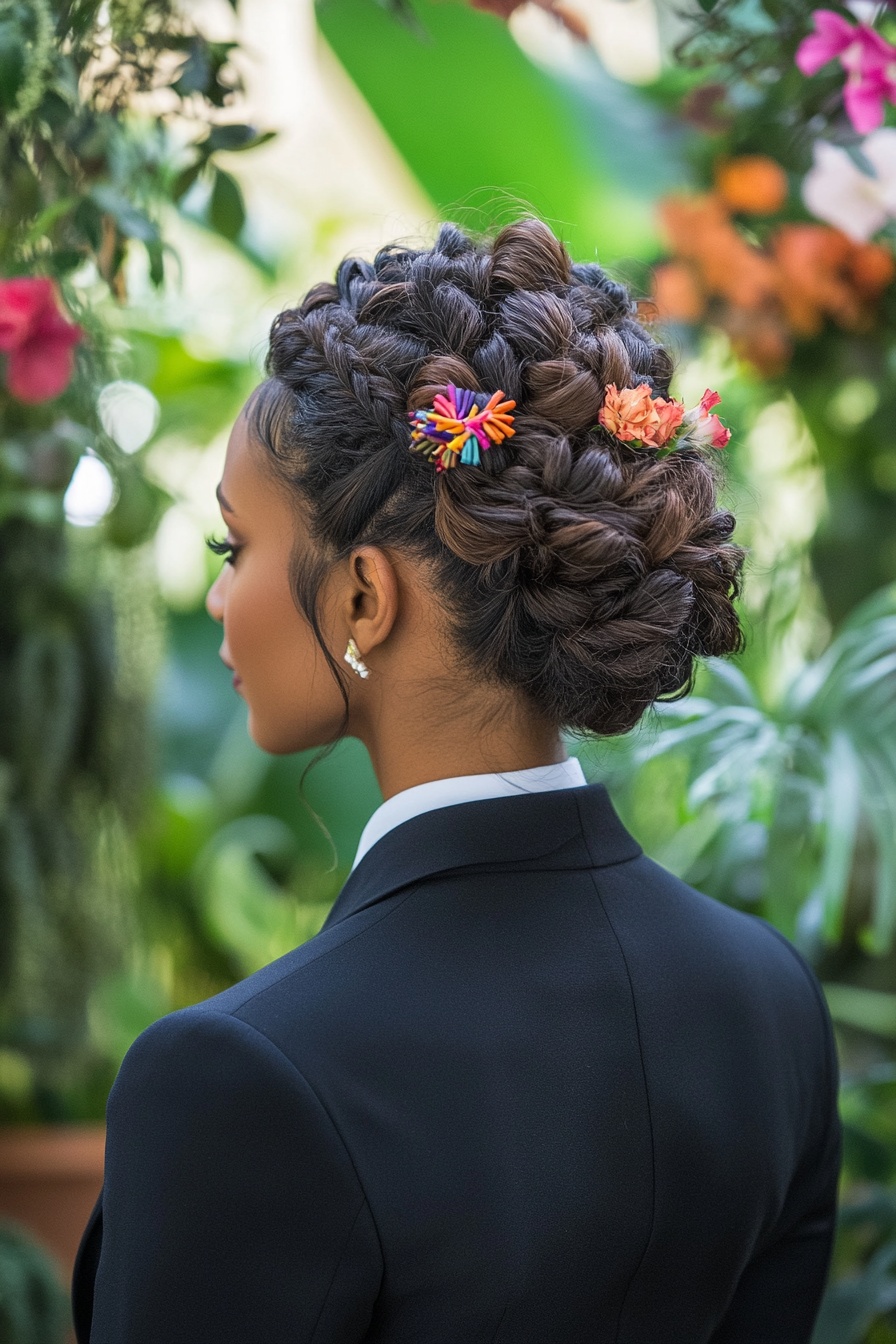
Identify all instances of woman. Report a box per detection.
[72,218,841,1344]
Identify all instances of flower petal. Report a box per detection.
[802,140,888,240]
[844,74,886,133]
[861,127,896,211]
[0,276,57,351]
[795,9,856,75]
[855,24,896,69]
[6,336,78,403]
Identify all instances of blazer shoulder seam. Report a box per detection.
[571,787,642,867]
[308,1197,374,1344]
[750,919,838,1107]
[205,1008,387,1272]
[586,868,657,1343]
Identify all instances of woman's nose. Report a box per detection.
[205,570,225,623]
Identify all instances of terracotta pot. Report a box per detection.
[0,1123,104,1287]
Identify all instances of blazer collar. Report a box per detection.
[322,781,641,931]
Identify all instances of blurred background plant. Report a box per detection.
[1,0,895,1339]
[0,1219,71,1344]
[0,0,276,1123]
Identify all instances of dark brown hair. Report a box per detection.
[246,217,744,737]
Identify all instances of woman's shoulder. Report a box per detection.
[111,883,418,1091]
[598,849,833,1047]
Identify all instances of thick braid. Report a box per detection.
[249,216,744,735]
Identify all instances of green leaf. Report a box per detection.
[208,166,245,241]
[89,968,172,1065]
[0,22,26,112]
[72,195,103,250]
[206,124,275,154]
[171,160,206,202]
[89,185,159,243]
[171,40,212,97]
[195,818,329,975]
[49,248,86,275]
[702,658,758,708]
[653,805,723,877]
[719,0,777,34]
[823,985,896,1039]
[0,1221,71,1344]
[145,237,165,288]
[101,471,173,549]
[315,0,680,263]
[812,1240,896,1344]
[859,751,896,954]
[22,195,80,245]
[811,731,862,944]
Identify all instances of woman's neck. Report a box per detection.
[359,695,567,802]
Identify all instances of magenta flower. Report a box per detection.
[0,277,84,403]
[796,9,896,134]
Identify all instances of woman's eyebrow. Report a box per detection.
[216,482,236,515]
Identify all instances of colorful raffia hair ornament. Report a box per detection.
[409,383,517,472]
[598,383,731,458]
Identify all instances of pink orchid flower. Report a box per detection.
[0,276,84,403]
[796,9,896,134]
[682,390,731,450]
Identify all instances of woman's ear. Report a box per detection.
[343,545,399,659]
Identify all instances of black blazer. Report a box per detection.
[72,781,841,1344]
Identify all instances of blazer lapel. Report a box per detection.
[322,780,641,931]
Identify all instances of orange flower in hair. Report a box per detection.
[654,397,687,446]
[599,383,730,456]
[598,383,684,449]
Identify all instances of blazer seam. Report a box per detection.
[444,852,644,881]
[572,788,643,869]
[749,918,842,1248]
[489,1299,510,1343]
[308,1195,369,1344]
[586,868,657,1344]
[206,1009,388,1279]
[752,918,836,1107]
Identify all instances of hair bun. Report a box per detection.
[249,215,744,736]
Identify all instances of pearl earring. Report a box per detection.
[344,637,370,679]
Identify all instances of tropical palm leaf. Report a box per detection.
[592,583,896,953]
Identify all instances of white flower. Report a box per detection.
[802,131,896,241]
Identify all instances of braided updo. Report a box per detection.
[247,217,744,737]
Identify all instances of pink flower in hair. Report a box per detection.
[682,389,732,450]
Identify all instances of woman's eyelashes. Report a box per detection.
[206,534,241,566]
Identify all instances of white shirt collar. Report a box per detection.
[351,757,588,871]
